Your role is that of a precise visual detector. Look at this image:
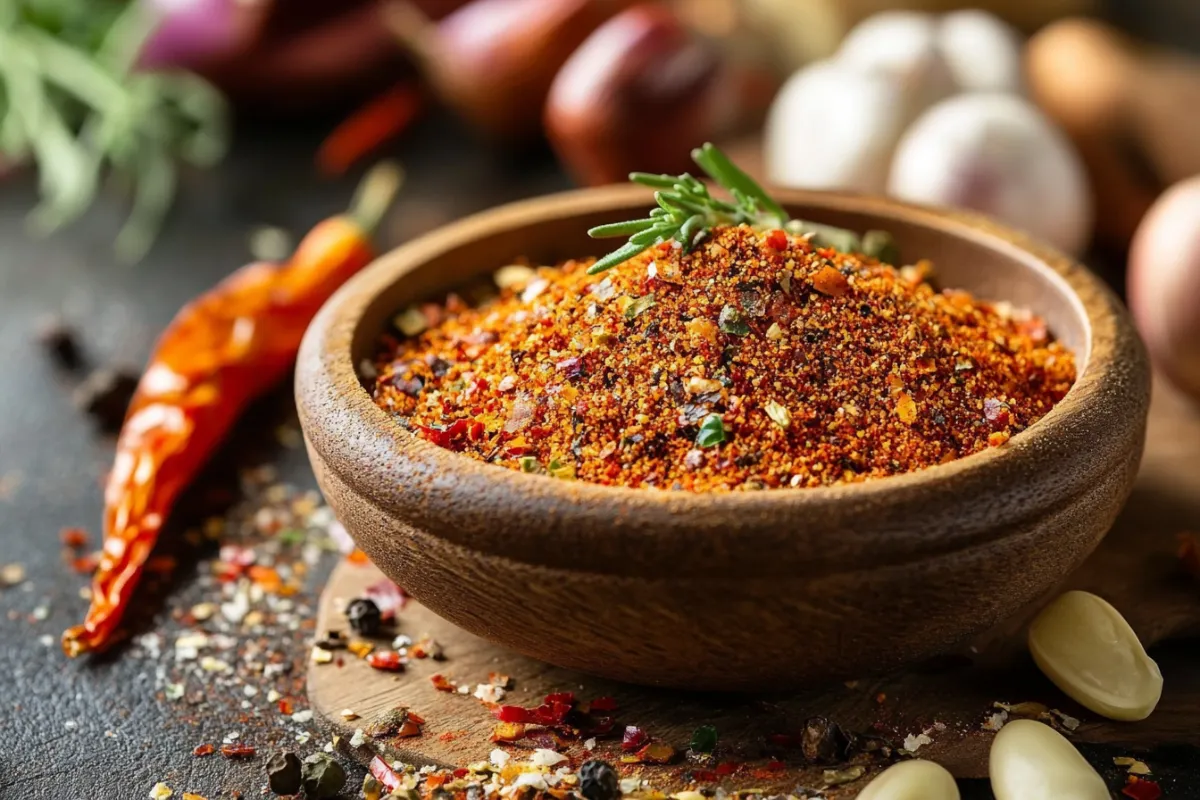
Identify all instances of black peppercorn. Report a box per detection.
[265,750,302,796]
[346,597,382,636]
[579,760,620,800]
[34,315,82,369]
[800,716,849,765]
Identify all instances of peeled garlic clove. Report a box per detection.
[855,759,960,800]
[937,10,1024,94]
[765,61,911,193]
[1028,590,1162,721]
[887,93,1093,255]
[989,719,1108,800]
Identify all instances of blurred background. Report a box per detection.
[2,0,1199,388]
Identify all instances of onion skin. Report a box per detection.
[544,4,723,186]
[1128,176,1200,402]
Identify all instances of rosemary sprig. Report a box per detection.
[587,142,896,274]
[0,1,229,262]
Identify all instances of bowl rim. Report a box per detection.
[297,184,1148,575]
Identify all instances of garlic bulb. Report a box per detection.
[1028,590,1163,721]
[989,719,1108,800]
[836,11,957,117]
[856,759,960,800]
[765,61,916,193]
[888,93,1093,254]
[938,10,1024,93]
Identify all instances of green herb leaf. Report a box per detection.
[590,144,890,273]
[690,725,718,754]
[765,400,791,430]
[519,456,541,473]
[696,414,727,448]
[547,457,575,480]
[718,305,749,336]
[624,294,656,321]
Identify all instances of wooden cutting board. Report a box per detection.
[308,375,1200,796]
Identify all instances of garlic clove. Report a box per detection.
[989,719,1108,800]
[937,10,1024,94]
[887,92,1093,255]
[855,759,960,800]
[836,11,958,116]
[1028,590,1162,721]
[765,61,910,193]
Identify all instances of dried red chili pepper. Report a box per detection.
[370,755,402,792]
[622,726,649,752]
[317,84,423,176]
[589,696,617,712]
[61,163,403,657]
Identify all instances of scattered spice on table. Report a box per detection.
[61,162,403,657]
[373,225,1074,490]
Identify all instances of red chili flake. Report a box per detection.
[408,711,425,725]
[370,755,402,792]
[368,651,406,672]
[277,698,294,715]
[765,229,788,250]
[60,527,89,548]
[544,691,575,704]
[491,722,526,742]
[715,762,739,776]
[690,770,718,782]
[192,743,215,757]
[409,638,443,660]
[439,732,457,742]
[426,773,450,790]
[533,701,573,726]
[364,579,408,620]
[219,744,256,759]
[765,760,786,771]
[589,696,617,712]
[71,552,100,574]
[983,397,1011,429]
[347,548,371,565]
[1123,778,1163,800]
[430,674,457,692]
[622,726,649,752]
[452,768,469,779]
[492,705,534,724]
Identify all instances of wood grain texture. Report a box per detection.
[309,375,1200,794]
[296,185,1150,690]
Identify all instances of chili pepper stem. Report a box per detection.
[348,161,406,234]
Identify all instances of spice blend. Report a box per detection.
[373,225,1075,491]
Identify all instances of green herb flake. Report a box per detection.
[547,457,576,480]
[718,305,750,336]
[765,400,791,430]
[696,414,727,448]
[277,529,306,545]
[393,306,428,337]
[624,294,656,321]
[519,456,541,473]
[690,724,718,753]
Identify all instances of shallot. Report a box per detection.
[1128,176,1200,401]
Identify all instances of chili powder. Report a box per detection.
[372,225,1075,491]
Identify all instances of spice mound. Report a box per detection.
[372,225,1075,491]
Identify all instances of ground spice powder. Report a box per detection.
[372,225,1075,491]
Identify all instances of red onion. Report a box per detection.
[138,0,269,69]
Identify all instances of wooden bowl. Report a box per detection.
[296,186,1150,691]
